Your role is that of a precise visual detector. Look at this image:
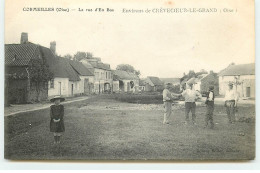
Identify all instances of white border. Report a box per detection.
[0,0,259,170]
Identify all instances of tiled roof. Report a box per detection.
[39,46,80,81]
[5,43,38,66]
[85,58,111,70]
[218,63,255,76]
[5,42,81,81]
[147,76,164,86]
[68,59,94,76]
[113,70,139,80]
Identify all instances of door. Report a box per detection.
[71,84,74,96]
[58,82,61,95]
[246,87,250,97]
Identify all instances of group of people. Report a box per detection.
[48,81,239,144]
[162,82,239,129]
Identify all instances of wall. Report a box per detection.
[68,80,82,96]
[200,74,219,95]
[219,75,255,98]
[28,81,48,102]
[112,81,119,93]
[7,78,28,104]
[93,68,113,94]
[48,78,69,97]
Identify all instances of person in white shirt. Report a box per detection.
[181,83,202,125]
[204,86,215,129]
[163,83,182,125]
[224,82,239,123]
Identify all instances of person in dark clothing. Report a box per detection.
[204,86,215,129]
[50,96,65,144]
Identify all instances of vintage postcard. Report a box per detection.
[4,0,255,161]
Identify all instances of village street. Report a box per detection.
[5,95,255,160]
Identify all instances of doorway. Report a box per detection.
[71,84,74,96]
[246,87,250,97]
[58,82,61,95]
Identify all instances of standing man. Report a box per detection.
[181,83,202,125]
[204,86,215,129]
[163,83,181,125]
[224,82,239,124]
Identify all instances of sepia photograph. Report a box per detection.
[3,0,256,162]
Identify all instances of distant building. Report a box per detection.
[194,71,219,95]
[80,58,112,94]
[144,76,164,92]
[112,70,139,93]
[218,63,255,98]
[138,79,146,92]
[67,59,94,95]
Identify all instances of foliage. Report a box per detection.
[28,57,53,101]
[86,52,93,59]
[73,51,87,61]
[64,54,73,60]
[116,64,141,76]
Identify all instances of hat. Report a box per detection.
[228,82,234,86]
[50,95,65,102]
[165,82,171,85]
[209,86,214,91]
[187,83,193,87]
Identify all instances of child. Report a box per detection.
[50,96,65,144]
[204,86,215,129]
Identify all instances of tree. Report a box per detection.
[86,52,93,59]
[64,54,73,60]
[74,51,87,61]
[116,64,141,76]
[28,57,53,102]
[188,70,196,79]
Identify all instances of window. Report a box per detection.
[106,72,108,79]
[50,79,54,88]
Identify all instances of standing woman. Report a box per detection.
[50,96,65,144]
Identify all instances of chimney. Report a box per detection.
[50,41,56,54]
[210,70,213,74]
[20,32,28,44]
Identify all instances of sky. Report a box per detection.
[4,0,255,78]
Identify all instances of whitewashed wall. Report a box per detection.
[48,78,69,97]
[219,75,255,98]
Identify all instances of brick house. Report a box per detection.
[218,63,255,98]
[5,33,49,104]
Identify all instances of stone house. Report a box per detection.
[67,59,94,95]
[80,58,113,94]
[112,70,139,93]
[218,63,255,98]
[144,76,164,92]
